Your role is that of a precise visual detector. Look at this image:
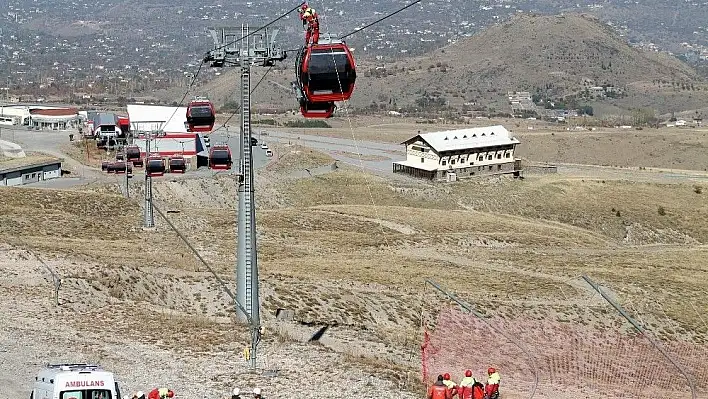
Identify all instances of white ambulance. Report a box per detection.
[31,363,123,399]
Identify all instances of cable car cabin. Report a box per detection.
[209,145,232,170]
[145,155,166,177]
[296,39,356,103]
[117,116,130,136]
[186,100,216,133]
[300,100,335,118]
[169,155,187,173]
[126,145,143,167]
[112,161,132,175]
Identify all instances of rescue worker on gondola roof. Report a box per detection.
[299,4,316,26]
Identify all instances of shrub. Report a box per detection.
[283,120,331,128]
[657,206,666,216]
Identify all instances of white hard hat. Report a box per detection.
[252,388,261,395]
[232,388,240,395]
[136,392,144,397]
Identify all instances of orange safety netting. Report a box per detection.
[421,307,708,399]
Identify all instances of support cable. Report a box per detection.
[151,201,254,327]
[318,11,391,245]
[425,279,539,399]
[219,65,274,129]
[209,2,306,54]
[159,60,205,134]
[341,0,423,39]
[581,275,697,399]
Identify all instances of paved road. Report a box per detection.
[0,125,277,187]
[205,126,272,174]
[254,129,406,177]
[0,126,106,186]
[245,129,708,184]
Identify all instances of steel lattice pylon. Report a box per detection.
[205,24,287,369]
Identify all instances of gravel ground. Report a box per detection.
[0,246,419,399]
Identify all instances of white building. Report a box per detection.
[126,104,189,133]
[393,125,521,180]
[30,108,80,130]
[0,157,62,186]
[0,105,31,125]
[0,105,80,129]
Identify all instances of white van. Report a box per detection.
[32,363,122,399]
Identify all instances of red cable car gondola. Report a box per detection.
[126,144,143,167]
[168,155,187,174]
[300,100,335,118]
[209,144,232,170]
[145,155,165,177]
[112,160,132,175]
[295,38,356,107]
[186,97,216,133]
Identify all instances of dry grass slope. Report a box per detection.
[1,140,707,397]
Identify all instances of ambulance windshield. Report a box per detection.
[61,390,112,399]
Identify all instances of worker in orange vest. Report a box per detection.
[442,373,458,398]
[428,374,452,399]
[485,368,501,399]
[457,369,476,399]
[147,388,174,399]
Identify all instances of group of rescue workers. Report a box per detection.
[129,387,264,399]
[298,3,320,46]
[130,388,174,399]
[428,368,501,399]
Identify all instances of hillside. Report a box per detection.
[2,151,707,398]
[359,13,708,114]
[167,13,708,117]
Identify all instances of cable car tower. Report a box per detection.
[203,24,286,370]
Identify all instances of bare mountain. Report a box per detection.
[162,13,708,116]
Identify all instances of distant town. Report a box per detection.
[1,0,707,103]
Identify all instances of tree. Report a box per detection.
[579,105,594,116]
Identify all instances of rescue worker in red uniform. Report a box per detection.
[302,7,320,46]
[147,388,174,399]
[484,368,501,399]
[442,373,458,398]
[457,369,476,399]
[428,375,452,399]
[298,3,310,26]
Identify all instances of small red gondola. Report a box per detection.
[300,100,335,118]
[125,145,143,167]
[145,155,165,177]
[296,38,356,105]
[113,160,132,175]
[186,97,216,133]
[116,116,130,136]
[209,143,232,170]
[169,155,187,173]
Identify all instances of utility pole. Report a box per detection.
[205,23,286,369]
[143,131,154,228]
[124,145,129,198]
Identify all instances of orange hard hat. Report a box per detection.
[443,373,451,380]
[465,370,472,377]
[488,367,496,374]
